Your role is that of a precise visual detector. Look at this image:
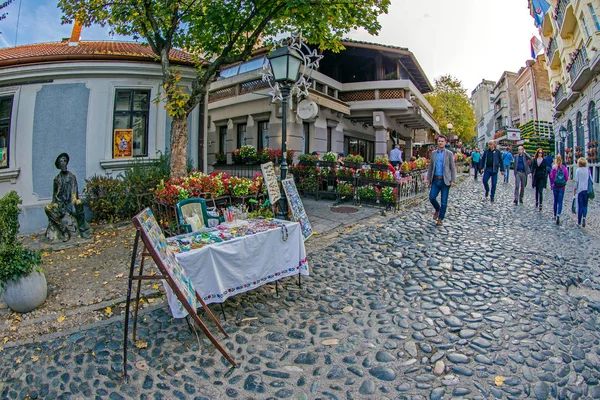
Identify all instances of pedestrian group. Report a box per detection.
[426,138,594,227]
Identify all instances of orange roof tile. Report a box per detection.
[0,41,197,67]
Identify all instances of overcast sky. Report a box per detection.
[0,0,537,94]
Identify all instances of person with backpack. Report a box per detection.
[549,154,568,225]
[502,149,514,184]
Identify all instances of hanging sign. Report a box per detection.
[261,161,281,205]
[506,129,521,141]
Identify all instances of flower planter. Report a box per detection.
[2,271,47,313]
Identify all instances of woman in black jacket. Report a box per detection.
[531,148,549,211]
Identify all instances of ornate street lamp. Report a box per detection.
[559,126,567,160]
[263,34,323,219]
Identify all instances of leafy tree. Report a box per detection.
[426,75,476,143]
[1,0,14,25]
[59,0,390,178]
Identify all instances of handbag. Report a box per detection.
[589,177,595,200]
[572,195,577,214]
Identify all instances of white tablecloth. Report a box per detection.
[165,221,309,318]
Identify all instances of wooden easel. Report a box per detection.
[123,213,236,381]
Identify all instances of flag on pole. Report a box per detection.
[530,36,544,58]
[531,0,551,27]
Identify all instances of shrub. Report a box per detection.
[380,187,397,203]
[345,154,364,163]
[0,191,42,291]
[336,182,354,196]
[357,185,378,199]
[298,153,319,164]
[322,152,337,162]
[84,175,128,223]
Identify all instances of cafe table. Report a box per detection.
[163,218,309,318]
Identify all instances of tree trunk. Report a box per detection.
[169,115,188,179]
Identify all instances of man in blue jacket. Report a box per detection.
[478,140,504,203]
[501,149,514,184]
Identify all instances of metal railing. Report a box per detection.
[553,83,566,105]
[547,37,557,60]
[555,0,570,29]
[212,163,263,178]
[569,46,589,83]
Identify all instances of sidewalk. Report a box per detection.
[0,195,403,346]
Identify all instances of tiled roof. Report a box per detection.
[0,41,196,66]
[341,38,409,53]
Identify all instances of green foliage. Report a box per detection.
[0,0,14,24]
[58,0,390,178]
[345,154,364,163]
[0,191,42,289]
[0,190,21,246]
[425,75,476,143]
[322,152,337,162]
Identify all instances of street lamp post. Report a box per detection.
[266,45,303,219]
[559,126,567,160]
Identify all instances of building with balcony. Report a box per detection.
[514,55,554,125]
[206,40,439,166]
[530,0,600,181]
[470,79,496,148]
[491,71,520,140]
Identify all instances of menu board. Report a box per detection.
[132,208,197,317]
[282,178,313,241]
[261,162,281,205]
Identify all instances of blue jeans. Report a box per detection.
[429,179,450,220]
[552,188,565,217]
[578,191,589,225]
[503,164,511,182]
[482,168,498,200]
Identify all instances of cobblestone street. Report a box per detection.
[2,177,600,400]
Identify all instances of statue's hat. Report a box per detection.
[55,153,70,169]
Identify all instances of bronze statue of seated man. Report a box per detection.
[44,153,92,242]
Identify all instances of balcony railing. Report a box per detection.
[546,37,557,61]
[568,46,589,84]
[555,0,570,29]
[553,83,566,105]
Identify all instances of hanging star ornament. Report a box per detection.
[261,32,323,103]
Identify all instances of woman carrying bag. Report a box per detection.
[574,157,590,227]
[531,148,549,211]
[549,154,568,225]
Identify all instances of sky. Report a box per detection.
[0,0,538,95]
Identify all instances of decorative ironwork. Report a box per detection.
[315,82,325,93]
[208,86,237,103]
[568,45,589,84]
[240,79,270,95]
[339,90,376,102]
[261,32,324,102]
[379,89,405,100]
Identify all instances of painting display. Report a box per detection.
[261,162,281,205]
[132,208,197,315]
[282,178,313,241]
[113,128,134,158]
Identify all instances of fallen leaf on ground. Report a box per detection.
[321,339,339,346]
[135,360,149,371]
[57,315,66,323]
[115,273,124,278]
[105,307,112,315]
[31,355,39,362]
[152,284,159,290]
[135,341,148,349]
[494,376,505,386]
[94,273,100,278]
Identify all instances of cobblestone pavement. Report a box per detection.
[2,178,600,399]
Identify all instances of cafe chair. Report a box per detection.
[176,198,223,233]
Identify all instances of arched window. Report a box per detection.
[588,101,599,143]
[576,112,585,149]
[567,119,574,150]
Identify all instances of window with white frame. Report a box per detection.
[527,83,532,98]
[0,96,14,169]
[112,89,150,157]
[589,4,600,31]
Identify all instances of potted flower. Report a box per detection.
[298,153,319,166]
[239,145,258,164]
[344,154,364,169]
[379,186,397,206]
[0,191,46,313]
[357,185,378,200]
[214,152,227,165]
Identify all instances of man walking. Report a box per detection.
[502,149,514,183]
[513,145,531,205]
[478,140,504,202]
[471,148,481,181]
[389,144,402,169]
[426,135,457,226]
